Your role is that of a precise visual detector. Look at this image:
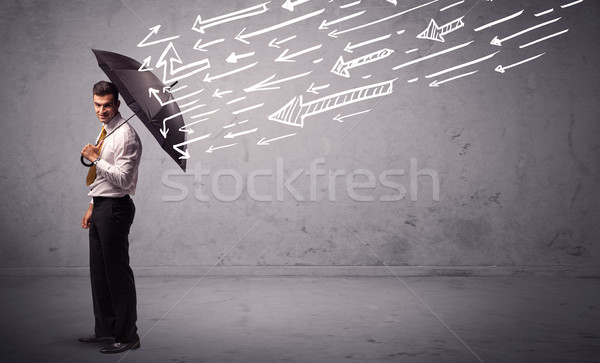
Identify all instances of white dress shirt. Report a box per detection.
[88,113,142,200]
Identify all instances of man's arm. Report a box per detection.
[82,203,93,229]
[81,140,104,162]
[95,129,141,189]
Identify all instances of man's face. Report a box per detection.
[93,94,120,123]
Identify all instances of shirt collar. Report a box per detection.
[103,113,124,134]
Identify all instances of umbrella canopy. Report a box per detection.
[92,49,187,171]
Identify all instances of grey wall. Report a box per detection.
[1,0,598,269]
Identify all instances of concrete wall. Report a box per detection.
[1,0,598,270]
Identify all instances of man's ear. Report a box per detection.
[117,99,121,108]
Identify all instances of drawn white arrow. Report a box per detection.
[440,0,464,12]
[332,48,394,78]
[268,35,296,48]
[318,10,365,30]
[490,17,561,46]
[206,143,238,153]
[282,0,310,11]
[138,56,153,72]
[425,51,499,78]
[519,28,569,49]
[148,87,204,106]
[192,2,270,34]
[232,103,264,115]
[226,51,255,63]
[203,62,258,83]
[275,44,322,62]
[193,38,225,52]
[180,108,221,134]
[392,40,473,70]
[306,82,330,94]
[236,8,324,44]
[212,89,232,98]
[224,128,259,139]
[173,133,212,159]
[227,96,246,105]
[328,0,438,37]
[417,17,464,42]
[269,78,396,128]
[429,70,478,87]
[137,25,180,47]
[257,133,298,145]
[474,9,523,32]
[561,0,583,8]
[161,102,206,138]
[333,109,371,122]
[244,71,312,92]
[156,42,211,84]
[164,85,183,93]
[344,34,391,53]
[495,52,546,73]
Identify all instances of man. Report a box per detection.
[80,80,142,354]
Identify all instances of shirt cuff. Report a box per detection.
[95,159,111,173]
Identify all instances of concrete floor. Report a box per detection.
[0,275,598,363]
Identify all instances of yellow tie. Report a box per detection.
[86,126,107,186]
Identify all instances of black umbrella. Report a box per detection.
[82,49,188,171]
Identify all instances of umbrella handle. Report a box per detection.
[81,155,94,167]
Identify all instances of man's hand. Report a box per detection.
[82,203,93,229]
[81,140,104,162]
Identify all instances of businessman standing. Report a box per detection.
[80,80,142,354]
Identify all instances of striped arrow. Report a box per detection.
[269,79,396,128]
[417,17,464,42]
[331,48,394,78]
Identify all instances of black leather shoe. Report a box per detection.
[78,335,115,343]
[99,338,141,354]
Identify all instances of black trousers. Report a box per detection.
[89,195,138,343]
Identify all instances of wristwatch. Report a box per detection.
[93,157,101,165]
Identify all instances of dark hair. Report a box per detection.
[93,81,119,102]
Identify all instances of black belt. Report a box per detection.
[93,195,130,204]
